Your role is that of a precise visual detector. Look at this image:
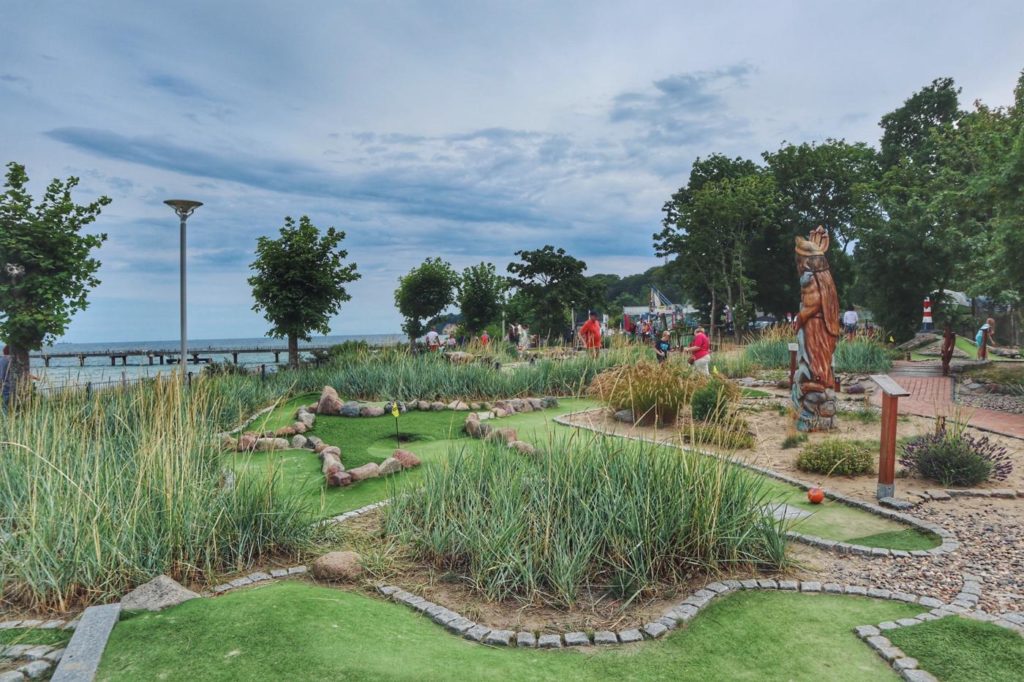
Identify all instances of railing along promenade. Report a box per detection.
[30,344,321,367]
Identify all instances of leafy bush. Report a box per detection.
[589,361,707,425]
[796,438,876,476]
[384,435,787,607]
[690,378,740,422]
[899,428,1012,486]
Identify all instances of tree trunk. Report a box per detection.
[8,345,30,406]
[288,334,299,369]
[709,290,717,348]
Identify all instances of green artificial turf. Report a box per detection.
[741,388,772,398]
[887,616,1024,682]
[233,397,937,549]
[0,628,72,646]
[98,581,922,681]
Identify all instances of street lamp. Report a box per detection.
[164,199,202,376]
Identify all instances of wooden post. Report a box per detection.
[870,374,911,500]
[788,343,798,388]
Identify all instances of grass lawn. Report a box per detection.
[98,582,922,681]
[231,398,939,549]
[887,616,1024,682]
[0,628,72,646]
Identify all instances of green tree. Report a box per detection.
[0,162,110,394]
[458,262,506,334]
[249,216,360,368]
[395,257,460,344]
[506,245,596,339]
[857,77,965,339]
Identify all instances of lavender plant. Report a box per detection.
[899,427,1012,486]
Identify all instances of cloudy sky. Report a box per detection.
[2,1,1022,343]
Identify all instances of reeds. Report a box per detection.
[384,434,787,608]
[741,326,892,373]
[588,361,708,425]
[0,378,313,612]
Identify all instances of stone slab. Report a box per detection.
[51,603,122,682]
[564,632,590,646]
[537,634,562,649]
[516,632,536,648]
[593,631,617,645]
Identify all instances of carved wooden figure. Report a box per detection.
[792,226,840,431]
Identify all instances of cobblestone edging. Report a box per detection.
[854,573,1023,682]
[0,619,75,682]
[374,579,947,649]
[554,410,959,559]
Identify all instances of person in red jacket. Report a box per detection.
[579,311,602,357]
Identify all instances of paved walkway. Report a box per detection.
[868,361,1024,439]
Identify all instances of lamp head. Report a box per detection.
[164,199,203,219]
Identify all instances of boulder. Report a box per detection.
[469,402,481,410]
[290,435,308,449]
[527,398,544,410]
[845,383,866,395]
[314,442,329,454]
[478,423,493,438]
[464,416,482,438]
[614,409,635,424]
[541,396,559,409]
[122,575,200,612]
[518,401,534,413]
[493,408,508,418]
[320,445,342,461]
[448,400,471,411]
[493,400,510,412]
[509,440,536,455]
[378,457,403,476]
[256,437,290,452]
[417,400,432,411]
[326,468,352,487]
[297,411,316,428]
[360,406,386,417]
[237,432,258,452]
[311,551,363,582]
[447,351,474,364]
[292,421,308,434]
[307,403,319,413]
[509,399,525,412]
[275,425,296,437]
[430,401,446,411]
[316,386,343,416]
[306,435,323,449]
[392,449,421,468]
[485,428,518,445]
[348,462,380,481]
[341,402,362,418]
[219,434,238,452]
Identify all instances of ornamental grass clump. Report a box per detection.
[741,326,791,369]
[588,361,707,425]
[899,427,1012,487]
[833,334,892,373]
[0,378,313,612]
[796,438,876,476]
[690,378,740,423]
[384,435,788,608]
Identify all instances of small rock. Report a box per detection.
[121,575,200,612]
[316,386,343,415]
[537,634,562,648]
[341,402,362,417]
[311,551,363,581]
[392,449,421,468]
[255,438,290,452]
[297,412,316,428]
[292,421,308,434]
[484,428,518,445]
[348,462,380,481]
[274,425,296,437]
[290,435,308,449]
[516,631,537,647]
[508,441,536,455]
[448,401,470,411]
[237,432,258,452]
[845,383,866,395]
[378,457,403,476]
[430,401,447,411]
[360,406,386,417]
[614,409,635,423]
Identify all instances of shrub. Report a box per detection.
[781,433,808,449]
[796,438,876,476]
[690,378,740,423]
[899,429,1012,486]
[384,435,787,607]
[589,361,706,425]
[833,335,891,373]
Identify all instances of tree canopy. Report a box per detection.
[249,215,360,367]
[0,162,110,388]
[395,257,460,342]
[458,262,506,334]
[506,245,596,339]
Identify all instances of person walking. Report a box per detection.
[655,330,671,364]
[976,318,998,360]
[579,311,602,358]
[842,306,859,340]
[0,345,12,410]
[684,326,711,375]
[480,330,490,348]
[425,329,441,352]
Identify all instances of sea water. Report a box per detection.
[30,334,404,389]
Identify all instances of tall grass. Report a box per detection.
[589,361,708,424]
[741,326,892,373]
[0,378,313,612]
[384,434,787,608]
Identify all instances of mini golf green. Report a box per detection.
[887,616,1024,682]
[97,582,922,681]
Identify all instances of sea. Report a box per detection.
[30,334,404,389]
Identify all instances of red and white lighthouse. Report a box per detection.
[922,297,934,331]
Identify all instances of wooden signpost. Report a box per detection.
[788,343,799,388]
[869,374,911,500]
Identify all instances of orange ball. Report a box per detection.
[807,487,825,504]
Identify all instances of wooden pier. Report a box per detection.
[30,345,319,367]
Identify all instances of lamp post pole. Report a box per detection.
[164,200,203,378]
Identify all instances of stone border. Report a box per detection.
[853,573,1023,681]
[51,603,121,682]
[374,579,947,649]
[0,615,76,680]
[553,409,959,559]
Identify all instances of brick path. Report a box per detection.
[868,361,1024,439]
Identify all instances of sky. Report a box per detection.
[1,1,1022,343]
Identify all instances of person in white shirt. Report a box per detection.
[842,307,859,340]
[425,329,441,351]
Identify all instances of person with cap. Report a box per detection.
[579,311,602,358]
[976,318,998,360]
